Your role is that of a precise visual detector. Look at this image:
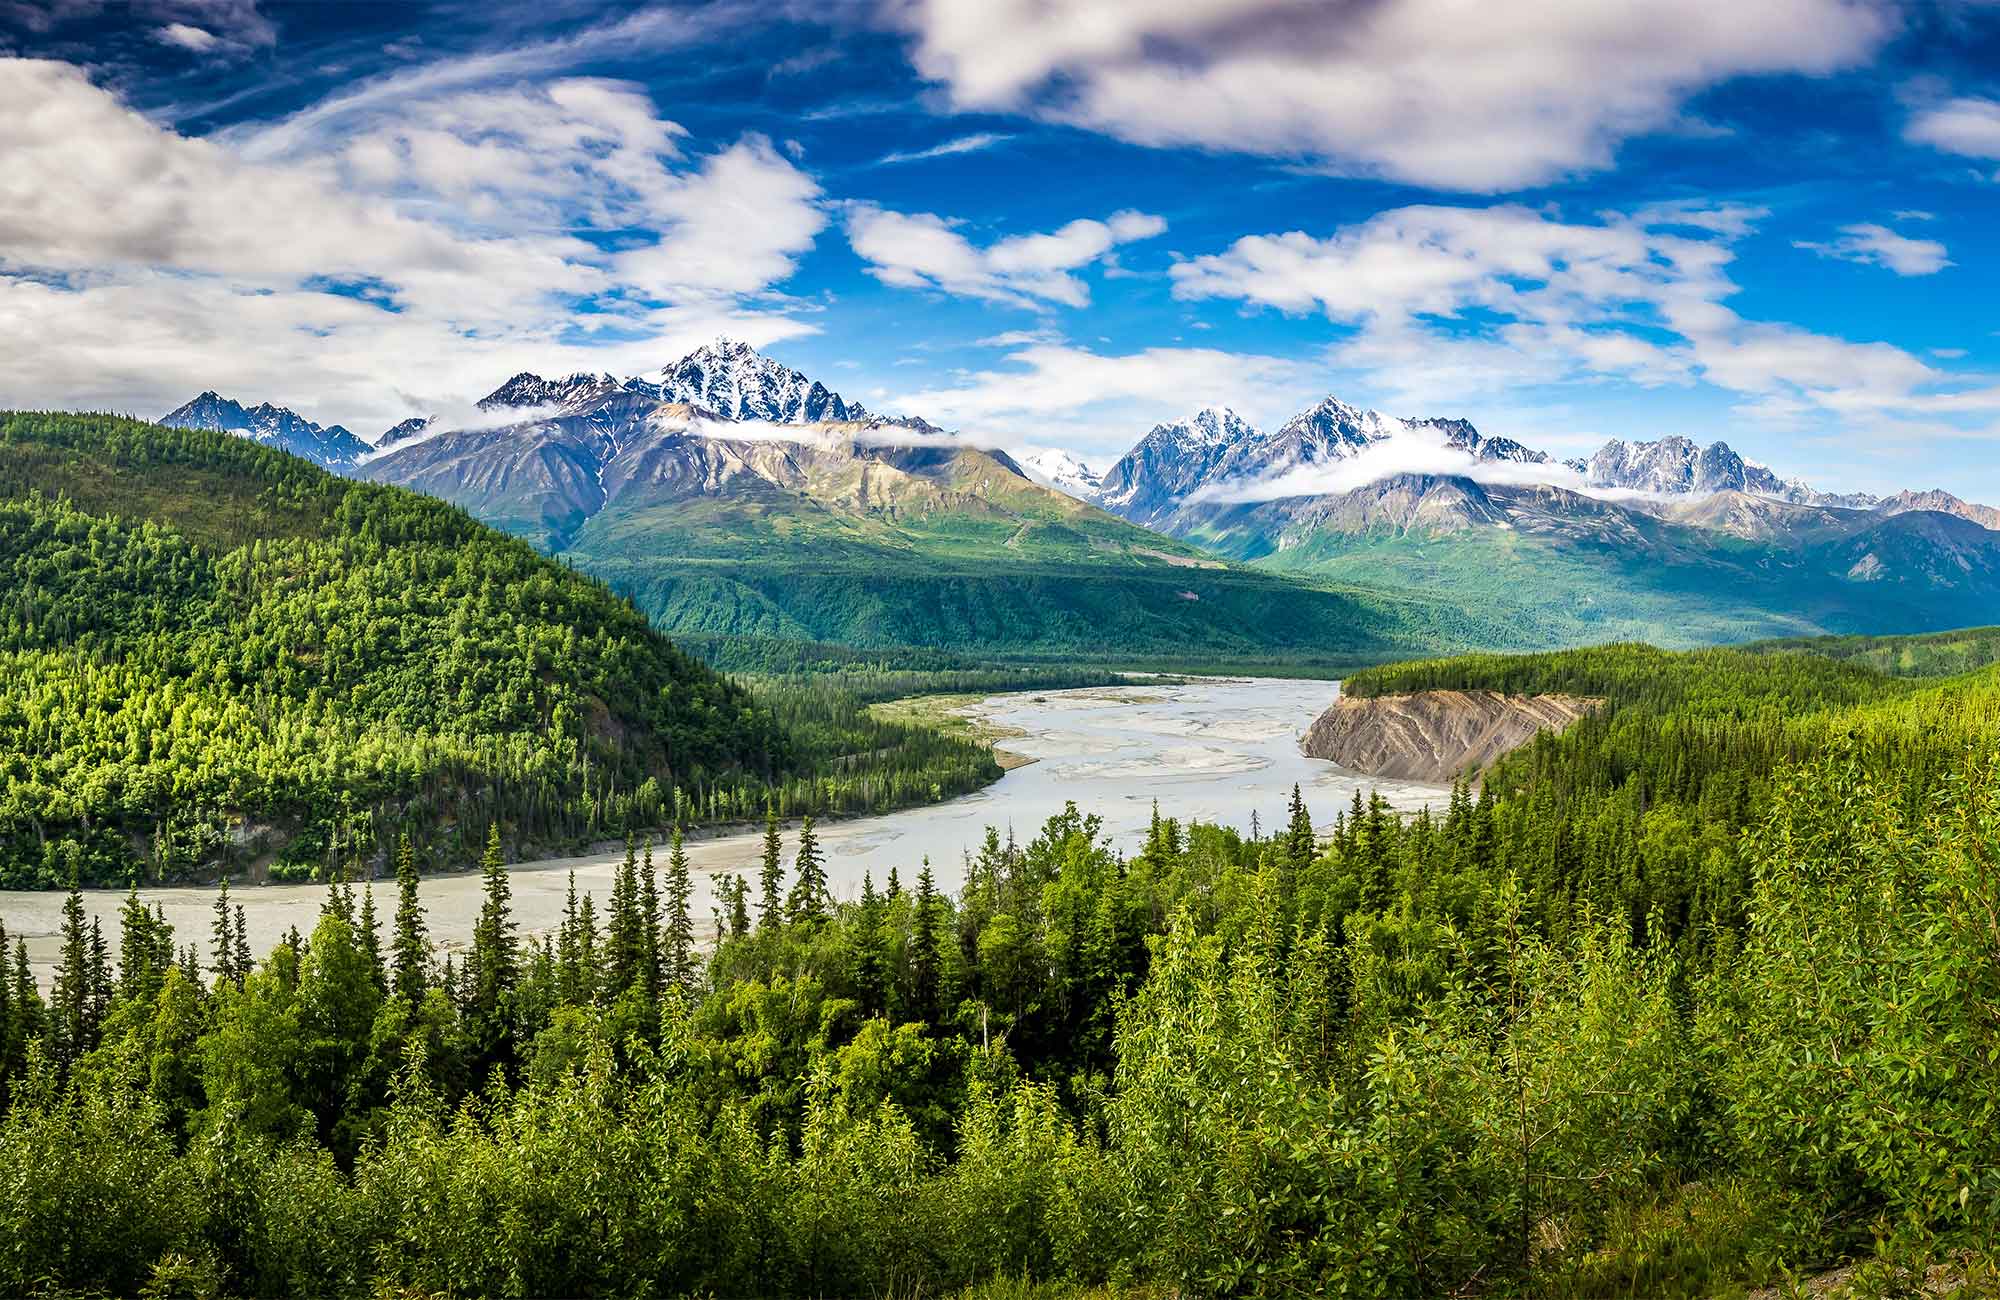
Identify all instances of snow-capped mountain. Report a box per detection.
[1582,436,1857,505]
[1095,407,1260,525]
[1018,448,1103,498]
[479,372,625,414]
[631,338,867,424]
[159,392,371,470]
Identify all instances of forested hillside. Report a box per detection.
[0,633,1993,1296]
[0,414,1005,888]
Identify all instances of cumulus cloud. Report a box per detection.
[1795,222,1951,275]
[0,57,825,432]
[844,204,1166,308]
[1167,200,2000,433]
[1905,95,2000,161]
[884,0,1894,190]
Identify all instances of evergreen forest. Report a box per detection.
[0,636,1994,1297]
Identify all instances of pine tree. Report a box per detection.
[1286,784,1317,871]
[609,832,639,995]
[470,822,518,1060]
[640,837,662,999]
[757,804,785,931]
[911,859,942,1028]
[51,882,93,1070]
[232,904,251,981]
[723,874,751,939]
[359,883,385,992]
[391,833,429,1002]
[788,815,828,925]
[557,870,583,1005]
[856,871,887,1016]
[210,875,237,988]
[886,866,902,901]
[117,882,167,1004]
[664,827,695,994]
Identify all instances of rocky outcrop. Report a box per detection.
[1302,689,1599,784]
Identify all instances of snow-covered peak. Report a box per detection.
[634,338,868,425]
[478,372,623,414]
[1017,448,1103,499]
[159,392,370,470]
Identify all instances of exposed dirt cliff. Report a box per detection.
[1302,689,1600,784]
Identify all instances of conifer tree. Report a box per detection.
[210,876,237,988]
[664,827,695,994]
[359,883,385,992]
[789,815,828,925]
[557,871,583,1004]
[722,874,751,938]
[470,822,517,1058]
[117,883,167,1004]
[886,865,902,901]
[1286,784,1317,871]
[391,833,429,1002]
[609,833,640,995]
[50,881,93,1069]
[856,871,887,1016]
[232,904,251,982]
[641,838,662,998]
[757,804,785,931]
[911,859,942,1027]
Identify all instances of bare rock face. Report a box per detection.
[1302,689,1599,784]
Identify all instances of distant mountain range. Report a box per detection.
[1065,398,2000,645]
[160,391,373,470]
[157,340,2000,655]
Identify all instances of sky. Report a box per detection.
[2,0,1999,498]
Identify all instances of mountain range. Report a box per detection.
[158,340,2000,657]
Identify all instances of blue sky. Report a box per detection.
[3,0,1999,498]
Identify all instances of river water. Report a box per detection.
[1,678,1446,979]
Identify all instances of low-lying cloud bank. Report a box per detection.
[1188,432,1670,505]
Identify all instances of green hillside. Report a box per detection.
[1230,518,2000,649]
[562,467,1515,662]
[0,414,1001,887]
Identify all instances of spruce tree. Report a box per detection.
[757,804,785,932]
[640,838,662,999]
[391,833,429,1002]
[232,904,251,982]
[117,882,166,1004]
[609,833,639,995]
[470,822,518,1060]
[664,827,695,994]
[50,883,92,1069]
[1286,784,1317,871]
[910,859,942,1028]
[210,876,237,988]
[359,883,385,992]
[788,815,828,925]
[557,871,582,1005]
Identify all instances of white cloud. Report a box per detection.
[1167,200,2000,432]
[1795,222,1951,275]
[844,203,1166,308]
[886,0,1893,190]
[1191,431,1582,504]
[153,22,220,51]
[881,341,1322,458]
[1905,96,2000,160]
[0,57,826,432]
[877,131,1011,164]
